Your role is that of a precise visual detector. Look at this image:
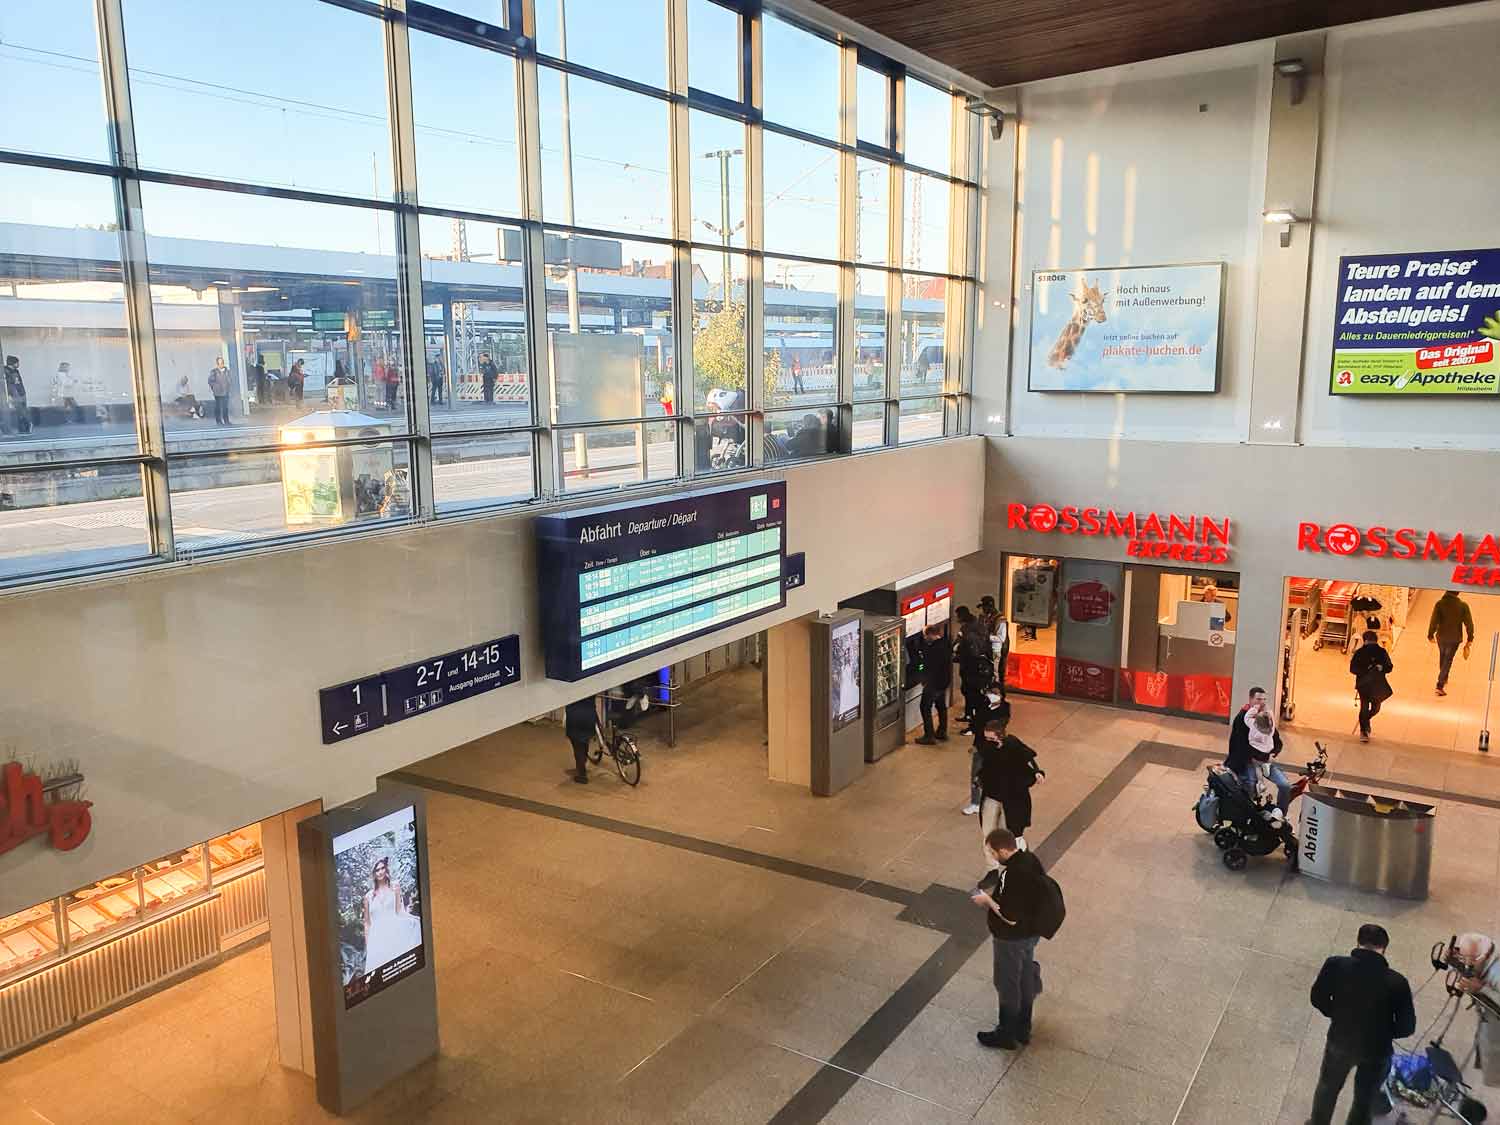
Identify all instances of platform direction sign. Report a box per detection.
[317,634,521,745]
[319,675,388,745]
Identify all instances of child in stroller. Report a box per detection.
[1194,741,1328,871]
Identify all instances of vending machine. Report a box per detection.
[863,615,905,762]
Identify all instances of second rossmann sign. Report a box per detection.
[1007,503,1232,564]
[1297,520,1500,586]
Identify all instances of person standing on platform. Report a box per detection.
[977,710,1042,863]
[479,350,499,405]
[1349,630,1394,744]
[1307,923,1415,1125]
[428,355,444,405]
[564,697,597,784]
[208,357,232,425]
[1428,589,1474,697]
[3,355,30,434]
[915,623,952,745]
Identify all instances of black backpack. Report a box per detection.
[1035,871,1066,939]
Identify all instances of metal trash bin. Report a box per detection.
[1298,784,1435,899]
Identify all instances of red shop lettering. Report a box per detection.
[1297,522,1500,566]
[0,762,93,857]
[1008,502,1232,561]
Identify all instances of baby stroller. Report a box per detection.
[1192,742,1328,871]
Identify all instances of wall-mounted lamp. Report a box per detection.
[964,96,1007,140]
[1263,209,1304,248]
[1274,57,1308,106]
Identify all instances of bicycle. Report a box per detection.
[588,705,642,786]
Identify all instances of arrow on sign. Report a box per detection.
[505,666,515,676]
[333,721,348,735]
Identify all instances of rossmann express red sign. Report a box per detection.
[1007,503,1231,564]
[1298,521,1500,586]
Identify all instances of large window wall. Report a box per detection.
[0,0,979,588]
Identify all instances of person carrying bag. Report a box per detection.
[1349,630,1394,744]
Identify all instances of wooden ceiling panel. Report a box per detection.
[817,0,1471,86]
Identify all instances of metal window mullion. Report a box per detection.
[835,41,857,453]
[667,0,694,480]
[385,13,435,520]
[884,75,905,446]
[517,0,555,500]
[744,5,765,467]
[94,0,172,561]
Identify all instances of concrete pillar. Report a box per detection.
[262,799,323,1077]
[766,615,813,788]
[1248,33,1326,444]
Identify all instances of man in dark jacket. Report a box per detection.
[1428,589,1474,696]
[564,697,597,784]
[978,712,1042,858]
[972,827,1048,1049]
[954,607,994,733]
[915,624,952,745]
[1308,923,1416,1125]
[1349,631,1394,743]
[1225,686,1277,788]
[479,351,500,404]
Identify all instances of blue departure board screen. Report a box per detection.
[536,480,788,681]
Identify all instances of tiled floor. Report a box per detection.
[3,669,1498,1124]
[1287,586,1500,755]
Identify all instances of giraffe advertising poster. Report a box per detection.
[1028,262,1225,393]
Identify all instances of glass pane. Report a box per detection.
[853,269,888,400]
[0,1,109,162]
[693,412,747,473]
[540,68,671,238]
[764,260,837,409]
[857,66,889,148]
[545,236,674,421]
[0,164,136,464]
[0,902,62,980]
[433,435,534,512]
[691,249,747,411]
[761,13,839,139]
[852,401,885,450]
[67,868,142,948]
[688,0,740,101]
[140,845,207,913]
[904,79,953,176]
[558,422,676,492]
[898,396,942,444]
[535,0,665,89]
[903,171,950,273]
[410,32,521,217]
[690,111,746,249]
[138,183,407,448]
[169,441,413,554]
[899,276,946,393]
[207,824,264,879]
[0,464,151,584]
[123,0,393,199]
[418,214,530,432]
[856,158,890,266]
[764,407,838,462]
[763,133,839,259]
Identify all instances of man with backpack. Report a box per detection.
[971,827,1064,1050]
[954,606,994,734]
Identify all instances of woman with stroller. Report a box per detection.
[1349,629,1394,743]
[977,709,1044,868]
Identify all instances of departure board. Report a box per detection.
[536,480,788,681]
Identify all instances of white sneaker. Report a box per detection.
[961,803,980,816]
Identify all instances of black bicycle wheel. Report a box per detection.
[613,735,641,786]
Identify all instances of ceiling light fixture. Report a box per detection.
[1274,57,1309,106]
[1263,209,1304,248]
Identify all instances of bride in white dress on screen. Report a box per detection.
[362,857,422,975]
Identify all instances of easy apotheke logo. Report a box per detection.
[1008,502,1232,564]
[1297,520,1500,587]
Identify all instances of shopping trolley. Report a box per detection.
[1314,580,1358,652]
[1287,577,1325,639]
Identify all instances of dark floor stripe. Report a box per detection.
[385,770,918,907]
